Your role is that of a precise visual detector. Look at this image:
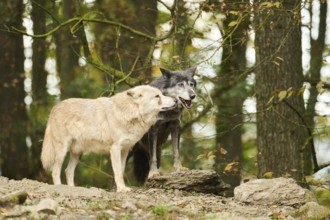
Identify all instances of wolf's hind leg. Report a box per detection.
[52,139,70,185]
[65,152,80,186]
[52,149,67,185]
[171,120,188,171]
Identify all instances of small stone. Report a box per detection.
[36,198,59,215]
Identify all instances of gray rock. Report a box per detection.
[146,169,230,195]
[36,198,59,215]
[234,177,317,206]
[297,201,330,219]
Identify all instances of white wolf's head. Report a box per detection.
[126,85,177,115]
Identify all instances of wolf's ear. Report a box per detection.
[127,90,141,99]
[187,66,197,77]
[160,68,172,79]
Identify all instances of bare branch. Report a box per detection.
[5,12,176,42]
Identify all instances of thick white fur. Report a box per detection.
[41,85,176,192]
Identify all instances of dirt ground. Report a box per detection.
[0,176,311,220]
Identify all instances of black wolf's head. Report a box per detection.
[150,67,197,109]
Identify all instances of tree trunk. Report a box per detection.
[0,0,29,179]
[55,0,81,99]
[29,0,49,179]
[254,0,308,182]
[305,1,327,174]
[214,0,249,188]
[94,0,157,84]
[132,0,157,80]
[172,0,190,68]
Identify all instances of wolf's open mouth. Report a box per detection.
[179,97,192,109]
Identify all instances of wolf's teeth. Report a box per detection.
[179,97,192,109]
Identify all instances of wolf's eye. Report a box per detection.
[189,82,195,87]
[155,95,160,98]
[177,82,184,87]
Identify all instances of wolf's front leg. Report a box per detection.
[110,146,131,192]
[171,120,188,171]
[148,127,161,179]
[121,148,130,176]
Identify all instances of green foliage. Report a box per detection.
[96,212,112,220]
[259,1,281,9]
[152,205,170,217]
[51,191,60,197]
[241,137,258,179]
[63,76,101,98]
[75,154,113,189]
[195,150,216,162]
[157,10,172,24]
[87,199,113,210]
[315,189,330,207]
[267,86,306,107]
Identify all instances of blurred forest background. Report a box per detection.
[1,0,330,203]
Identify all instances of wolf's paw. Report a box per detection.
[148,170,161,179]
[117,186,131,193]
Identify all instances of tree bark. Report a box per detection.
[305,1,327,173]
[54,0,81,99]
[214,0,250,187]
[254,0,308,182]
[29,0,49,180]
[0,0,29,179]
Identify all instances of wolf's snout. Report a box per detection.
[171,98,178,108]
[190,94,196,100]
[161,97,178,111]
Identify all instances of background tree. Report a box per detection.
[214,0,250,189]
[305,0,328,174]
[254,0,308,182]
[92,0,157,86]
[29,0,49,180]
[0,0,29,179]
[54,0,82,99]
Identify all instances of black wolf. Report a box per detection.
[132,67,197,183]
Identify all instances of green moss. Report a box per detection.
[152,205,170,217]
[315,189,330,207]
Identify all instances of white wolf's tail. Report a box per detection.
[41,125,55,171]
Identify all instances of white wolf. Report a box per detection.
[41,85,177,192]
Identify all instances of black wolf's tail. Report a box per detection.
[133,146,150,184]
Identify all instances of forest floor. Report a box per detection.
[0,175,328,219]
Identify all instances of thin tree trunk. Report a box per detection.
[214,0,249,188]
[132,0,157,80]
[305,0,327,174]
[55,0,80,99]
[254,0,308,182]
[29,0,49,179]
[0,0,29,179]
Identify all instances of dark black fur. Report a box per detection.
[132,67,197,183]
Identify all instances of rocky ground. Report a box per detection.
[0,171,329,219]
